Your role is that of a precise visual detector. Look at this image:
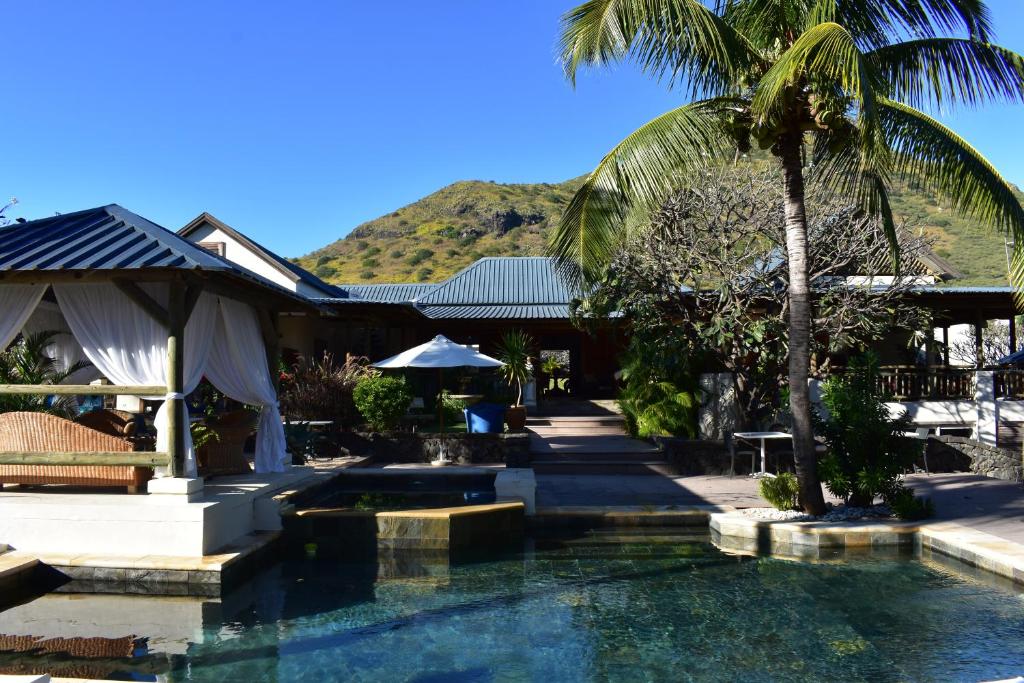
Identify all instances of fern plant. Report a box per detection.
[0,330,91,417]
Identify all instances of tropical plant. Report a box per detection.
[815,353,921,508]
[494,330,535,406]
[552,0,1024,513]
[352,375,414,431]
[0,330,91,417]
[278,353,377,429]
[760,472,801,511]
[616,332,699,439]
[581,164,933,430]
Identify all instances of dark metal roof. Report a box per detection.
[418,304,572,320]
[179,212,345,298]
[0,204,317,310]
[339,283,438,303]
[0,205,247,272]
[415,257,580,306]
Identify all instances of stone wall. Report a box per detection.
[654,438,797,476]
[336,431,531,467]
[925,435,1022,482]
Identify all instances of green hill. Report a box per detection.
[296,173,1013,286]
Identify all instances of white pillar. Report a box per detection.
[975,370,998,446]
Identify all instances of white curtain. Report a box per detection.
[0,284,46,350]
[22,301,100,384]
[53,283,219,477]
[205,297,288,473]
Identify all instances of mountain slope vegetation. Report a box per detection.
[296,172,1014,286]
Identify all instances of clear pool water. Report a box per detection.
[2,533,1024,682]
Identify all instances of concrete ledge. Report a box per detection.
[7,531,280,593]
[710,510,1024,585]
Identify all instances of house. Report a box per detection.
[176,214,1022,445]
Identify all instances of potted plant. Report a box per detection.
[495,330,534,431]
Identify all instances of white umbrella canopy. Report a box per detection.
[373,335,503,369]
[372,335,503,456]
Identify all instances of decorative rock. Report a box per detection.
[740,504,894,523]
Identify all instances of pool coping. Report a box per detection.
[709,510,1024,585]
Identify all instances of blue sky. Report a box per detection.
[3,1,1024,257]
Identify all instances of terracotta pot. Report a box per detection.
[505,405,527,432]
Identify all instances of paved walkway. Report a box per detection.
[535,472,1024,545]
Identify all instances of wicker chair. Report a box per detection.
[75,408,138,439]
[0,412,153,493]
[197,409,256,477]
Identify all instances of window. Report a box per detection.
[197,241,226,257]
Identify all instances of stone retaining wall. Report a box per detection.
[336,431,530,467]
[655,437,795,476]
[925,436,1022,482]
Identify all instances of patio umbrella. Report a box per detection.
[373,335,503,456]
[997,348,1024,365]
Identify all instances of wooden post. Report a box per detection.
[167,283,186,477]
[258,308,280,391]
[1011,316,1018,354]
[975,316,986,368]
[942,326,950,367]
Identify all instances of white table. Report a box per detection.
[732,431,793,477]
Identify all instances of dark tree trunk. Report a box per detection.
[778,133,827,515]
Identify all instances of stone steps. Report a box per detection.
[530,459,674,476]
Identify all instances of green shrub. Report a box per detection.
[888,487,935,520]
[353,376,413,431]
[760,472,800,511]
[439,390,468,424]
[390,249,405,259]
[407,248,434,266]
[416,267,434,282]
[815,353,923,507]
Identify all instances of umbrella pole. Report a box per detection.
[438,368,445,461]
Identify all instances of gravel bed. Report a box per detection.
[739,504,894,523]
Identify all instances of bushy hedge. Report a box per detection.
[353,375,414,431]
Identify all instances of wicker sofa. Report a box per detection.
[0,412,153,493]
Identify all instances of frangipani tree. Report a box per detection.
[550,0,1024,514]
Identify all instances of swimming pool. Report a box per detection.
[1,532,1022,682]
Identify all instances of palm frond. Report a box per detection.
[869,38,1024,109]
[877,97,1024,289]
[559,0,759,94]
[857,0,993,42]
[548,99,733,282]
[752,22,880,125]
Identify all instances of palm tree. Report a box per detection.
[551,0,1024,513]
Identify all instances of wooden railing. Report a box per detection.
[876,366,977,401]
[0,383,171,470]
[995,369,1024,399]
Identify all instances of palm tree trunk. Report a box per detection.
[779,134,827,515]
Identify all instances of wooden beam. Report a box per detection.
[167,284,186,477]
[113,279,170,328]
[0,384,166,396]
[0,451,169,467]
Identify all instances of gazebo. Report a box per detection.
[0,204,319,487]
